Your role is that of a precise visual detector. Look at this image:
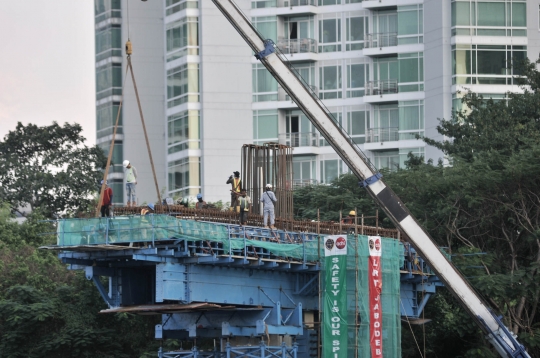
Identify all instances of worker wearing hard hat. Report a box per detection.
[260,184,277,229]
[123,160,138,207]
[141,203,155,216]
[195,193,206,209]
[342,210,356,224]
[226,171,242,209]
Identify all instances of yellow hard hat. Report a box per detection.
[349,210,356,216]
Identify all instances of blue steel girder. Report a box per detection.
[161,302,303,338]
[155,263,319,308]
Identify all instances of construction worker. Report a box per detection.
[195,193,206,209]
[342,210,356,224]
[123,160,138,207]
[238,189,251,226]
[261,184,277,229]
[226,171,242,208]
[141,203,155,215]
[100,180,113,217]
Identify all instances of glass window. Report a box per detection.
[253,110,278,144]
[98,141,123,170]
[166,0,198,16]
[320,159,341,183]
[95,0,121,23]
[293,156,316,186]
[166,17,199,62]
[319,0,339,6]
[319,64,342,99]
[398,5,423,45]
[452,45,525,85]
[346,16,367,51]
[512,3,526,27]
[167,110,200,154]
[95,25,121,55]
[97,102,122,139]
[319,18,341,53]
[253,64,278,102]
[346,63,367,97]
[347,110,367,144]
[372,105,399,142]
[451,0,526,37]
[251,0,276,9]
[96,64,122,99]
[451,1,471,27]
[398,100,424,140]
[373,150,399,171]
[477,2,505,27]
[168,157,201,194]
[398,52,423,92]
[167,64,200,107]
[253,16,277,40]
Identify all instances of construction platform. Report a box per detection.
[42,207,442,357]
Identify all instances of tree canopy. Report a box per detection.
[294,59,540,357]
[0,122,107,218]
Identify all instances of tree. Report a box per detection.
[293,60,540,357]
[0,122,107,218]
[0,204,159,357]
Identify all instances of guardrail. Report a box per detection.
[366,127,399,143]
[365,32,398,48]
[276,38,318,54]
[365,79,398,95]
[279,132,319,147]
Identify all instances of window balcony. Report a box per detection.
[365,33,398,49]
[365,80,398,96]
[279,132,319,147]
[276,38,318,55]
[366,127,399,143]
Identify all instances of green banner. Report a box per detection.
[323,235,348,358]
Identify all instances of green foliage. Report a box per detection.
[0,202,158,357]
[293,59,540,356]
[293,173,387,226]
[0,122,107,218]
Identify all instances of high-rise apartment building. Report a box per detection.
[94,0,539,204]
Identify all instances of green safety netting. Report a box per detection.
[58,217,402,354]
[56,215,320,261]
[321,235,403,358]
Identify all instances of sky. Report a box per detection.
[0,1,96,145]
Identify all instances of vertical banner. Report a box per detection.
[368,236,383,357]
[323,235,348,358]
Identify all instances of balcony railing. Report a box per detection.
[366,127,399,143]
[277,0,316,6]
[365,80,398,96]
[279,132,319,147]
[365,32,398,48]
[292,179,318,188]
[276,38,318,54]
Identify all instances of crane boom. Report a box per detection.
[210,0,531,356]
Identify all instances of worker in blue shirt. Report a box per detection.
[260,184,277,229]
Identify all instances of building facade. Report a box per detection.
[95,0,539,204]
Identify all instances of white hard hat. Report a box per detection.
[266,183,272,189]
[123,160,130,167]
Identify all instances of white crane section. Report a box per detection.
[210,0,531,356]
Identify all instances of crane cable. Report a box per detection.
[95,39,162,217]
